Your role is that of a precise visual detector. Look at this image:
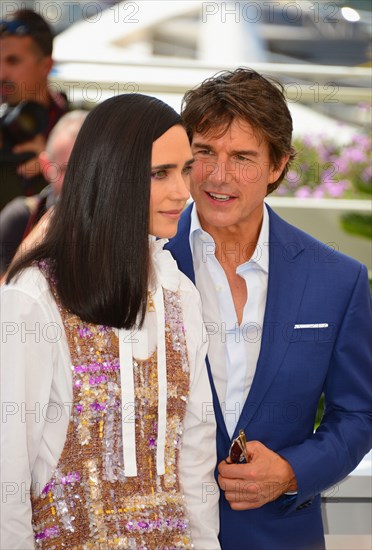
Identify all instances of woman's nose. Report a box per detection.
[172,173,190,202]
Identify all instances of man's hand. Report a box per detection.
[13,134,46,178]
[218,440,297,510]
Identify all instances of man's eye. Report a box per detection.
[151,170,167,180]
[234,155,250,162]
[194,149,212,156]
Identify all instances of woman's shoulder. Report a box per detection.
[1,264,64,330]
[2,264,50,301]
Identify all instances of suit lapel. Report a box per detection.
[205,357,231,447]
[235,206,309,437]
[166,203,196,284]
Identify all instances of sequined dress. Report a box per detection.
[31,263,193,549]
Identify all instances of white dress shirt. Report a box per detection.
[190,204,269,438]
[1,239,220,550]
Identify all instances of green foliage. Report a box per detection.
[278,130,372,243]
[278,132,372,200]
[341,213,372,240]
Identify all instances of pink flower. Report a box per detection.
[295,186,312,198]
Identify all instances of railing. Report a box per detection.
[51,58,371,104]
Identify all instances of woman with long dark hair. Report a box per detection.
[1,94,219,549]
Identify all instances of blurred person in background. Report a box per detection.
[1,93,219,549]
[166,67,372,550]
[0,110,88,277]
[0,8,68,210]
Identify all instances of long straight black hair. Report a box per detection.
[7,94,182,329]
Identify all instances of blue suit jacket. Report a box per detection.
[166,203,372,550]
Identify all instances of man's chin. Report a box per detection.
[0,87,18,105]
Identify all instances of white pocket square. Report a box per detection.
[294,323,329,329]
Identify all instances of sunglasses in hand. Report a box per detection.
[228,429,249,464]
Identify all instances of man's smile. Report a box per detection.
[205,191,237,203]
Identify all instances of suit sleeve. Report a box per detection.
[279,263,372,506]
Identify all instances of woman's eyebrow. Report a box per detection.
[151,163,176,170]
[151,158,195,170]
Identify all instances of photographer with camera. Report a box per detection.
[0,110,88,278]
[0,8,68,211]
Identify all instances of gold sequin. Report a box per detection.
[31,261,192,549]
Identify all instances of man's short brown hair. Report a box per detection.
[182,67,296,194]
[2,9,53,57]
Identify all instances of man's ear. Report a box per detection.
[42,55,53,78]
[268,155,290,184]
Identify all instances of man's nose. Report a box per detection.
[203,159,234,184]
[0,60,8,79]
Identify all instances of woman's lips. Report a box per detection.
[159,209,183,218]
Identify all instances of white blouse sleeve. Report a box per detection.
[1,277,69,550]
[178,276,220,549]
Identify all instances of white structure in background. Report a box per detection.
[196,2,268,63]
[52,1,370,144]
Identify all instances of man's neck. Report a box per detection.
[32,87,51,108]
[22,84,51,108]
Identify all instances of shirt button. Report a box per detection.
[200,234,208,241]
[215,284,223,291]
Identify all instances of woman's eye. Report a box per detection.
[151,170,167,180]
[182,165,193,176]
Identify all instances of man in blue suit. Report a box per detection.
[166,68,372,550]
